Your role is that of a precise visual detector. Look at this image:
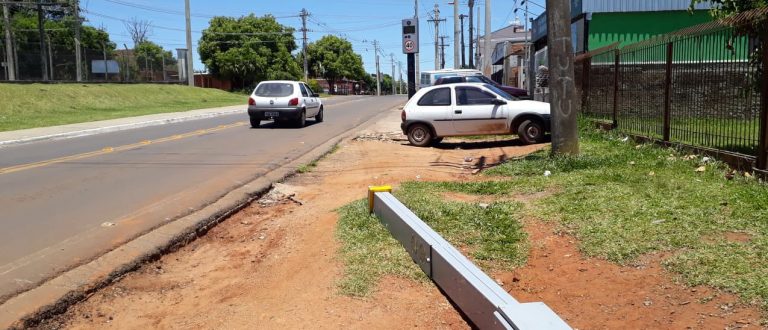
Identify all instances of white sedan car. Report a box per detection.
[400,83,550,146]
[247,80,323,128]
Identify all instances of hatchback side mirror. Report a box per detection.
[492,99,507,105]
[312,93,320,97]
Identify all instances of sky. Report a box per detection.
[80,0,546,76]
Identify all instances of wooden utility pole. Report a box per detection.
[3,3,15,80]
[545,0,579,155]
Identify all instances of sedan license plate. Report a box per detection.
[265,112,279,117]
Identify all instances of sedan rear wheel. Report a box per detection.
[315,106,324,123]
[407,124,433,147]
[295,109,306,128]
[517,119,545,144]
[249,116,260,128]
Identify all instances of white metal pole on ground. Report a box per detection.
[484,0,491,75]
[184,0,194,87]
[453,0,459,69]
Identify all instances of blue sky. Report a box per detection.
[81,0,545,76]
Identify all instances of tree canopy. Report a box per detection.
[198,14,301,88]
[301,35,366,94]
[690,0,767,18]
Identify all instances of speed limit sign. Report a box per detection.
[404,40,415,52]
[402,18,419,54]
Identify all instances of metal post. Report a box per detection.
[184,0,194,87]
[545,0,579,155]
[581,58,590,114]
[663,42,673,142]
[398,60,403,95]
[37,3,48,81]
[407,53,416,98]
[756,33,768,170]
[46,33,52,79]
[613,50,620,127]
[459,14,466,68]
[374,40,381,96]
[468,0,474,68]
[391,53,395,95]
[3,4,15,80]
[74,0,81,81]
[124,43,130,82]
[162,52,166,81]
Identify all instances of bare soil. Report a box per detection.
[39,110,765,329]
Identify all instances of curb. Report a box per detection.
[0,103,402,329]
[0,107,244,147]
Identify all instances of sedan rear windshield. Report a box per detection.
[254,83,294,97]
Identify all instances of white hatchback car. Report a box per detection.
[401,83,550,146]
[247,80,323,128]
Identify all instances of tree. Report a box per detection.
[198,14,300,89]
[134,40,175,79]
[690,0,767,18]
[125,18,152,46]
[301,35,366,94]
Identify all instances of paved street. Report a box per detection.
[0,95,404,302]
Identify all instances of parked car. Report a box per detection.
[434,75,529,98]
[247,80,323,128]
[401,83,550,146]
[419,69,483,89]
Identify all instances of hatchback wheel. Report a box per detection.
[295,110,306,128]
[407,124,433,147]
[315,106,324,123]
[517,119,545,144]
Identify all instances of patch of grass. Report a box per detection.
[0,84,245,131]
[335,183,528,297]
[296,160,318,173]
[484,124,768,310]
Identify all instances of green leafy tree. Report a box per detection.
[135,41,175,71]
[690,0,767,18]
[301,35,366,94]
[198,14,300,88]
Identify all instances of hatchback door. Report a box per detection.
[413,87,453,135]
[452,86,508,134]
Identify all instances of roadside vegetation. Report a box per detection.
[0,84,245,131]
[336,124,768,311]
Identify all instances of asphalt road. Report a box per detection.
[0,95,405,302]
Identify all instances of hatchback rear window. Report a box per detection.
[254,83,294,97]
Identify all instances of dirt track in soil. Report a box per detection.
[40,109,765,329]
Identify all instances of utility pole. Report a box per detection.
[546,0,579,155]
[47,34,52,79]
[439,36,448,69]
[483,0,491,75]
[397,61,403,94]
[123,43,130,82]
[73,0,82,81]
[414,0,419,90]
[374,40,381,96]
[453,0,459,69]
[467,0,474,68]
[162,52,166,81]
[3,3,15,80]
[37,3,48,81]
[475,4,480,68]
[184,0,194,87]
[101,40,107,81]
[300,8,309,81]
[427,4,445,70]
[390,53,395,95]
[459,14,466,68]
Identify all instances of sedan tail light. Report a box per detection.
[248,97,255,105]
[401,110,406,122]
[288,98,299,106]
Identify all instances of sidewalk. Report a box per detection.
[0,104,245,147]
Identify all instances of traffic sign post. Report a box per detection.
[402,18,419,99]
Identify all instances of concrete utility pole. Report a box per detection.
[390,53,395,95]
[459,14,466,68]
[3,3,15,80]
[467,0,474,68]
[47,34,52,79]
[453,0,459,69]
[546,0,579,155]
[184,0,194,87]
[37,3,48,81]
[427,4,445,70]
[483,0,491,75]
[300,8,309,81]
[475,4,480,68]
[414,0,419,90]
[73,0,82,81]
[397,61,402,94]
[439,36,448,69]
[374,40,381,96]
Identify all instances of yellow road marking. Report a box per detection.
[0,121,247,175]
